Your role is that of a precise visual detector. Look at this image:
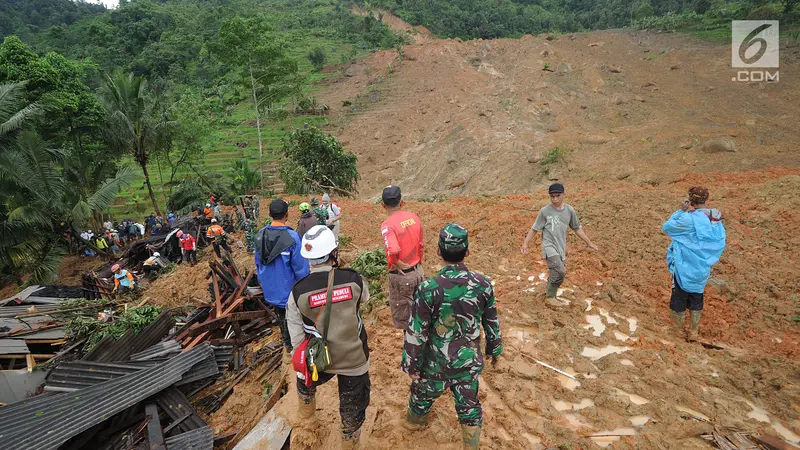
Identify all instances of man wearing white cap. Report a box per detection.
[321,193,342,242]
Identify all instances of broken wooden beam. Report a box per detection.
[185,311,268,338]
[145,403,166,450]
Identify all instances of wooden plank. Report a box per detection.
[185,311,267,338]
[212,271,222,317]
[752,434,798,450]
[0,353,55,359]
[25,354,35,371]
[145,403,166,450]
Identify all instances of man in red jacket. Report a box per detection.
[380,185,424,329]
[177,230,197,266]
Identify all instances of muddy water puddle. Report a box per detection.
[581,345,631,360]
[590,428,637,447]
[746,401,800,443]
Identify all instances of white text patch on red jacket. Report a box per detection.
[309,286,353,308]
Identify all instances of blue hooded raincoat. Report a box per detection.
[662,208,727,294]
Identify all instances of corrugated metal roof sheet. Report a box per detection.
[164,426,213,450]
[0,343,215,450]
[0,286,43,306]
[45,359,162,392]
[0,305,59,318]
[83,311,175,363]
[156,387,207,434]
[45,349,218,393]
[130,339,181,361]
[20,326,65,341]
[0,338,30,354]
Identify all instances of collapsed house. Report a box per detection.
[0,285,85,403]
[0,251,278,450]
[82,215,216,299]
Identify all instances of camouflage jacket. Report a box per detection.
[401,263,502,381]
[313,206,329,225]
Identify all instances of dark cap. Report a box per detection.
[382,185,402,205]
[439,224,469,252]
[548,183,565,194]
[269,199,289,218]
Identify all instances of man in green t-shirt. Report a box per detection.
[521,183,598,306]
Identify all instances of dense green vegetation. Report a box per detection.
[372,0,798,39]
[0,0,404,285]
[0,0,795,287]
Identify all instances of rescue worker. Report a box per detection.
[177,231,197,265]
[203,203,214,219]
[296,202,317,237]
[213,201,223,220]
[380,185,424,329]
[402,224,502,450]
[254,199,310,354]
[287,225,370,450]
[95,235,109,253]
[206,218,232,258]
[143,252,165,278]
[310,197,328,226]
[521,183,598,307]
[111,264,136,294]
[322,193,342,241]
[662,186,726,341]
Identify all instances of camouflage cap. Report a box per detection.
[438,223,469,252]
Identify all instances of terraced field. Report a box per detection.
[108,27,366,216]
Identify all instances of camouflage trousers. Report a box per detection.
[408,377,482,426]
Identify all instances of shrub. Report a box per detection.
[349,249,388,312]
[230,159,261,195]
[67,306,163,352]
[280,126,359,195]
[307,47,328,72]
[540,144,571,166]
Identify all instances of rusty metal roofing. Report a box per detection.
[0,344,215,450]
[83,311,175,362]
[164,426,213,450]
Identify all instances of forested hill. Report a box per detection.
[0,0,106,41]
[372,0,798,39]
[0,0,403,286]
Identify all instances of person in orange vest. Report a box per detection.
[206,218,232,258]
[203,203,214,220]
[111,264,136,295]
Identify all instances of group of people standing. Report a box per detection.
[250,181,726,449]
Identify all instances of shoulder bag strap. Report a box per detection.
[321,268,336,344]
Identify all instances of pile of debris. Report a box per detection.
[82,214,223,300]
[0,260,279,450]
[0,285,88,403]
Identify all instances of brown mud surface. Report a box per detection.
[139,13,799,449]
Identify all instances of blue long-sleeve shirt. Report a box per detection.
[255,225,310,308]
[662,209,726,293]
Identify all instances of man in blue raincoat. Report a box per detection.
[662,186,726,341]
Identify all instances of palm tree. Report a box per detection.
[100,71,175,216]
[0,82,134,285]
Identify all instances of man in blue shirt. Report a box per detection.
[255,199,310,355]
[662,186,726,341]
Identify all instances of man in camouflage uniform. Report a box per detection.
[401,224,503,450]
[244,218,256,253]
[310,197,328,226]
